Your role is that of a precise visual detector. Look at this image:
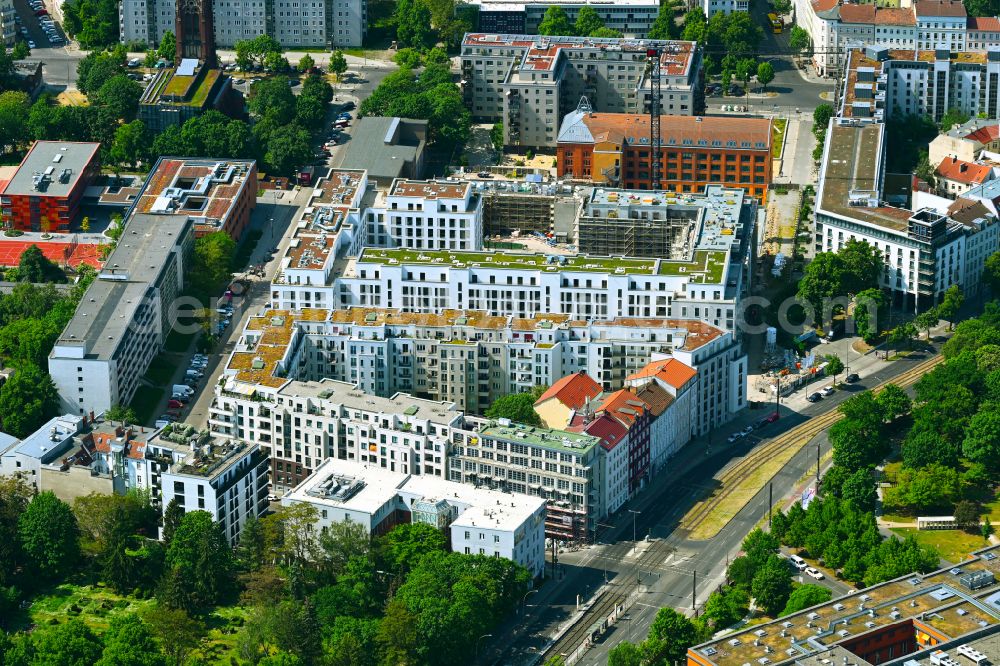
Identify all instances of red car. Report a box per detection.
[167,399,184,409]
[35,9,48,15]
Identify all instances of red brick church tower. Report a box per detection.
[175,0,217,68]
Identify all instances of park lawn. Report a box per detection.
[15,583,249,664]
[143,355,176,386]
[890,527,988,564]
[129,385,165,425]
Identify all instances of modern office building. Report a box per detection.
[474,0,660,36]
[815,117,1000,311]
[48,214,194,415]
[0,141,101,233]
[138,59,241,133]
[557,110,772,199]
[130,157,258,240]
[120,0,365,50]
[689,545,1000,666]
[460,34,703,148]
[284,457,547,577]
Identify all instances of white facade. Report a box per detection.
[284,458,547,577]
[1,0,17,46]
[367,179,484,251]
[120,0,366,49]
[602,430,629,515]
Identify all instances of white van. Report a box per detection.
[789,554,807,571]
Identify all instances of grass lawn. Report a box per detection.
[13,582,249,664]
[143,355,176,386]
[772,118,787,158]
[129,385,165,425]
[890,527,988,564]
[165,328,197,353]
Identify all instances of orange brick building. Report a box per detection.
[0,141,101,233]
[556,111,772,199]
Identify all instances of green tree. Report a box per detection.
[490,122,504,151]
[590,27,623,37]
[824,354,844,384]
[939,107,971,132]
[189,232,237,302]
[756,61,774,91]
[985,252,1000,296]
[781,584,831,616]
[681,8,707,41]
[854,288,887,343]
[750,555,792,617]
[938,285,965,329]
[954,500,982,533]
[484,393,542,426]
[608,641,644,666]
[160,511,234,610]
[841,468,876,512]
[0,476,32,586]
[963,407,1000,468]
[884,464,962,514]
[395,0,435,49]
[76,51,126,96]
[19,491,79,581]
[641,607,703,666]
[96,614,165,666]
[157,31,176,61]
[702,586,749,630]
[814,104,834,129]
[235,514,268,572]
[297,53,315,73]
[379,522,447,574]
[249,77,297,125]
[648,2,681,39]
[18,244,65,283]
[319,520,371,581]
[0,363,59,438]
[393,47,423,69]
[32,619,103,666]
[914,307,939,339]
[876,383,911,422]
[790,25,811,50]
[329,50,348,79]
[742,528,779,566]
[11,41,30,61]
[264,123,313,176]
[798,252,844,316]
[983,518,995,539]
[110,120,149,168]
[162,498,184,546]
[574,6,605,36]
[94,74,143,120]
[142,606,202,666]
[538,5,574,35]
[0,91,30,155]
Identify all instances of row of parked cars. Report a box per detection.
[22,0,63,47]
[154,354,210,428]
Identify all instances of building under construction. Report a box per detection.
[482,189,580,240]
[576,188,700,260]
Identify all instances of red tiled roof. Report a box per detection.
[914,0,967,17]
[966,124,1000,143]
[812,0,838,12]
[935,157,993,185]
[626,358,697,389]
[968,15,1000,30]
[598,389,649,428]
[582,414,628,451]
[875,7,916,25]
[839,4,875,22]
[535,371,602,410]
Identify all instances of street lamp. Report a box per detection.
[475,634,493,659]
[521,589,538,616]
[627,509,641,545]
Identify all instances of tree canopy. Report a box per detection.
[484,393,542,426]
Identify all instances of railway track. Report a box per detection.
[680,354,944,537]
[546,588,628,661]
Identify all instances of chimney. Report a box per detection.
[89,410,95,424]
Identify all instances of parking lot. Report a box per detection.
[12,0,65,49]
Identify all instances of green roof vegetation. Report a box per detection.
[480,423,600,455]
[360,248,728,283]
[155,67,221,107]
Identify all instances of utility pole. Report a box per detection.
[817,441,821,484]
[628,509,641,545]
[768,482,773,527]
[692,570,697,611]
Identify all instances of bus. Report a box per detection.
[768,12,783,33]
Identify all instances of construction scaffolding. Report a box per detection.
[483,191,555,237]
[576,207,697,259]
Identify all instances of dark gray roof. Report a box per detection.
[1,141,99,198]
[339,117,427,181]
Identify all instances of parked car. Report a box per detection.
[846,373,861,383]
[728,85,744,96]
[167,399,184,409]
[27,40,35,48]
[740,425,754,437]
[127,58,141,67]
[477,171,493,178]
[754,412,779,429]
[805,567,825,580]
[727,432,744,444]
[806,392,822,403]
[341,100,355,111]
[820,386,835,397]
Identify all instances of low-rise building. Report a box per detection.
[460,34,702,148]
[557,110,772,199]
[934,157,994,198]
[929,119,1000,165]
[337,118,427,186]
[283,457,547,577]
[533,371,603,429]
[138,59,241,134]
[129,156,258,240]
[0,414,87,495]
[0,141,101,233]
[49,214,194,415]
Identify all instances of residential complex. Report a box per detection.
[283,457,547,577]
[366,179,484,251]
[460,34,702,148]
[689,545,1000,666]
[795,0,995,78]
[120,0,365,50]
[815,117,999,311]
[0,0,15,47]
[129,157,258,240]
[0,141,101,233]
[474,0,659,37]
[49,213,194,415]
[557,110,772,199]
[929,118,1000,165]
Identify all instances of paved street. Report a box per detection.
[484,327,950,666]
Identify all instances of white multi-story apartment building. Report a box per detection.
[49,214,194,416]
[120,0,365,50]
[816,115,1000,312]
[366,179,484,251]
[0,0,16,47]
[283,458,547,577]
[219,305,745,432]
[476,0,661,36]
[460,34,703,148]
